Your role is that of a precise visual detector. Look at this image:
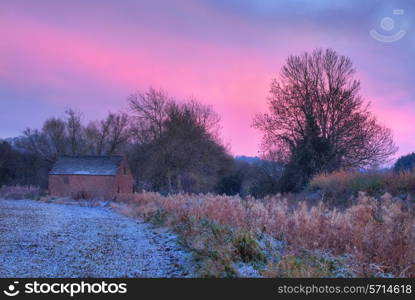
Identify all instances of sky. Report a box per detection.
[0,0,414,159]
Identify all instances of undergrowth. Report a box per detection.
[113,191,414,277]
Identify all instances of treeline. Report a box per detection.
[1,108,131,189]
[0,140,49,187]
[1,48,412,197]
[394,152,415,172]
[0,88,281,197]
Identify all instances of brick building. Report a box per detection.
[48,156,133,199]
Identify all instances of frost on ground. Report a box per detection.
[0,199,193,278]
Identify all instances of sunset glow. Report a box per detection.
[1,0,414,157]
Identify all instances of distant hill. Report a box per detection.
[234,155,262,164]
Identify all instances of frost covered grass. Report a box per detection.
[0,185,41,200]
[116,192,415,278]
[0,199,192,278]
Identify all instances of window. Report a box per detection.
[117,185,120,193]
[123,167,127,175]
[63,176,69,184]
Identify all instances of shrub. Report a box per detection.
[309,170,415,205]
[233,231,265,263]
[72,190,94,200]
[114,191,415,277]
[0,185,41,200]
[262,250,355,278]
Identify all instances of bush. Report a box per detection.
[309,170,415,205]
[114,191,415,277]
[215,159,283,198]
[0,185,41,200]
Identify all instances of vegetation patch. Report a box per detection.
[114,191,415,277]
[309,170,415,205]
[262,250,355,278]
[0,185,41,200]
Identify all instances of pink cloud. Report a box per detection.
[0,13,294,155]
[0,3,413,159]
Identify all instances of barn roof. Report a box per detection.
[49,156,124,176]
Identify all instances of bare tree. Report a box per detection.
[128,88,171,143]
[185,99,222,141]
[42,117,67,157]
[18,128,55,163]
[85,112,131,155]
[85,121,108,155]
[18,110,85,162]
[65,109,85,155]
[128,88,232,193]
[106,112,131,154]
[254,49,397,190]
[18,108,131,162]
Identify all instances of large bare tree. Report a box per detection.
[254,49,397,190]
[128,88,232,193]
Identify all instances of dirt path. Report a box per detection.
[0,200,192,278]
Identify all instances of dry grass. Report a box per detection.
[309,170,415,205]
[0,185,41,200]
[115,191,415,278]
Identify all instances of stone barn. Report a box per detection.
[48,156,133,199]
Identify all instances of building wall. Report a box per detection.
[116,159,134,194]
[49,175,118,199]
[48,157,134,199]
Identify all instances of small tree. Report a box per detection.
[254,48,397,191]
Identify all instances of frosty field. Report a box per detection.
[0,199,192,278]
